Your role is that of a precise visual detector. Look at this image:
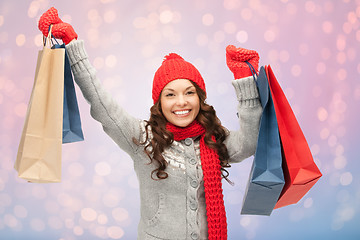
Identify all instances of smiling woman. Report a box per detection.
[160,78,200,128]
[35,7,262,240]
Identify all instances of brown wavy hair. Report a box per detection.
[134,82,231,181]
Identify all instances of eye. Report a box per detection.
[165,93,174,97]
[186,91,196,95]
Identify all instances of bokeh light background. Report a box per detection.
[1,0,360,239]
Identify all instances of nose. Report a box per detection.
[176,94,187,107]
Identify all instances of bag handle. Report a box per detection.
[43,25,61,48]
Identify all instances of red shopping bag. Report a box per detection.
[265,65,322,209]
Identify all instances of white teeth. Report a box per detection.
[174,110,190,115]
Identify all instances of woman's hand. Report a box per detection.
[38,7,78,45]
[226,45,259,79]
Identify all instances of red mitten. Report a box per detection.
[226,45,260,79]
[38,7,78,45]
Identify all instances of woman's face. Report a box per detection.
[160,79,200,127]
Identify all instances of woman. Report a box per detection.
[39,7,262,240]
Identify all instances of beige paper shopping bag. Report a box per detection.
[15,29,65,183]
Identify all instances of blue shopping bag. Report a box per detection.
[240,65,285,216]
[54,43,84,143]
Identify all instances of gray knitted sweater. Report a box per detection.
[66,40,262,240]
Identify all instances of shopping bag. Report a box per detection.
[265,65,322,209]
[14,28,65,183]
[53,43,84,143]
[241,66,285,216]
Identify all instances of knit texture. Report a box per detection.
[152,53,206,103]
[226,45,259,79]
[38,7,78,45]
[166,121,227,240]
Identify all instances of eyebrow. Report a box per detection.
[163,85,196,92]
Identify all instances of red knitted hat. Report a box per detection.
[152,53,206,103]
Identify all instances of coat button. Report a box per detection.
[184,138,192,146]
[190,201,198,211]
[191,232,199,239]
[189,158,197,165]
[190,179,198,188]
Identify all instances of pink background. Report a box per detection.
[0,0,359,239]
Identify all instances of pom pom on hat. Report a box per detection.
[152,53,206,103]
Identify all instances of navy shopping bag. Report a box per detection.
[240,65,285,216]
[54,43,84,143]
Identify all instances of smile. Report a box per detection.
[173,110,191,115]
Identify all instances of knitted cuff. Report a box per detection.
[65,40,89,74]
[232,76,260,107]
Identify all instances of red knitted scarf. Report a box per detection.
[166,120,227,240]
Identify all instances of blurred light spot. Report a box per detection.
[68,162,84,177]
[336,52,346,65]
[13,205,27,218]
[279,50,289,62]
[291,64,301,76]
[81,208,97,222]
[334,156,347,169]
[338,206,355,222]
[264,30,276,42]
[88,9,99,21]
[133,17,148,29]
[241,8,253,21]
[159,10,173,24]
[64,218,75,229]
[57,193,74,207]
[34,34,43,47]
[98,214,108,225]
[16,34,26,47]
[337,68,347,80]
[105,55,117,68]
[236,30,248,43]
[112,208,129,222]
[286,3,297,15]
[305,1,316,13]
[107,226,124,239]
[347,47,356,61]
[335,144,345,156]
[303,197,313,208]
[95,161,111,176]
[224,0,241,10]
[340,172,352,186]
[316,62,326,74]
[343,22,352,34]
[224,21,237,34]
[73,226,84,236]
[317,108,328,122]
[4,214,18,228]
[30,218,45,232]
[328,135,337,147]
[0,15,4,26]
[202,13,214,26]
[14,103,27,117]
[240,216,251,227]
[322,21,333,34]
[299,43,309,56]
[104,10,116,23]
[28,1,40,18]
[214,31,225,43]
[310,144,320,155]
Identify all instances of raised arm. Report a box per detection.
[224,45,262,163]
